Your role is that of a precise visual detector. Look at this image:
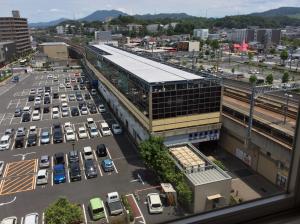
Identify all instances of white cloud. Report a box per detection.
[49,8,61,12]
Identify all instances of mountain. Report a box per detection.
[134,13,195,20]
[250,7,300,18]
[79,10,127,22]
[29,18,69,28]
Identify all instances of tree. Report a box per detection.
[210,40,220,51]
[266,74,274,84]
[282,72,289,83]
[247,51,254,62]
[269,48,276,55]
[280,50,289,65]
[231,67,235,74]
[44,197,83,224]
[249,75,257,84]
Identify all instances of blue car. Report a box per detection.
[101,159,114,172]
[53,164,66,184]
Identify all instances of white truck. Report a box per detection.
[106,192,123,216]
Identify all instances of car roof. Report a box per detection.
[54,164,64,169]
[24,213,38,223]
[1,216,17,224]
[90,198,103,209]
[37,169,47,176]
[103,159,112,164]
[148,193,161,204]
[84,146,92,152]
[41,155,49,160]
[1,135,10,140]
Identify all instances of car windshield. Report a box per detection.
[103,127,110,131]
[93,208,104,213]
[41,159,48,163]
[41,132,49,138]
[0,140,8,144]
[37,175,45,179]
[152,203,162,208]
[55,169,64,175]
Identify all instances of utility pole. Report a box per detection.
[283,93,293,125]
[245,82,256,149]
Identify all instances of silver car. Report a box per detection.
[40,155,50,168]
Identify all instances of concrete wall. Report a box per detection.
[97,81,149,143]
[41,45,68,60]
[191,178,231,213]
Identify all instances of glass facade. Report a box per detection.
[86,45,221,121]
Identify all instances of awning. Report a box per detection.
[207,194,222,200]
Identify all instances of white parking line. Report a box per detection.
[79,152,87,180]
[93,150,103,177]
[103,203,109,223]
[10,133,16,150]
[20,217,23,224]
[42,212,45,224]
[50,127,53,144]
[51,156,54,186]
[0,113,5,124]
[107,148,118,174]
[82,204,87,224]
[38,128,41,146]
[65,154,70,183]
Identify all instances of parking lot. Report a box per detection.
[0,69,174,224]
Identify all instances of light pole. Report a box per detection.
[283,93,293,125]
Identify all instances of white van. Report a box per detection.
[23,213,38,224]
[36,169,48,185]
[147,193,163,214]
[0,135,11,150]
[100,122,111,136]
[83,146,93,160]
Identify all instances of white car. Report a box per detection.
[52,107,60,119]
[98,104,106,113]
[100,122,111,136]
[30,88,36,95]
[59,83,65,89]
[24,213,39,224]
[32,110,41,121]
[147,193,163,214]
[60,94,67,102]
[34,97,41,106]
[61,107,69,117]
[66,83,71,88]
[23,106,32,114]
[81,106,88,115]
[89,125,99,138]
[91,89,97,96]
[37,87,44,93]
[47,74,53,79]
[0,161,4,176]
[83,146,93,160]
[36,169,48,185]
[68,94,76,101]
[0,135,11,150]
[65,128,76,141]
[29,126,37,134]
[78,126,88,139]
[0,216,17,224]
[112,124,122,135]
[64,122,72,131]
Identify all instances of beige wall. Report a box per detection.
[257,153,278,184]
[191,179,231,213]
[41,45,68,60]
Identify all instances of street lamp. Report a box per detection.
[283,93,293,125]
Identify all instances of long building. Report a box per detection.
[85,44,222,145]
[0,10,31,56]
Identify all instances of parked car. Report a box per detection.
[96,144,107,157]
[52,107,60,119]
[15,136,24,148]
[53,92,59,99]
[16,127,26,137]
[14,108,22,117]
[65,128,76,142]
[71,107,79,116]
[68,94,76,101]
[84,159,97,178]
[84,93,91,100]
[22,112,31,122]
[68,150,79,163]
[89,198,105,221]
[76,93,83,101]
[106,192,123,215]
[53,164,66,184]
[34,97,41,107]
[69,162,81,182]
[78,126,88,139]
[28,95,35,102]
[40,129,50,144]
[23,213,39,224]
[100,122,111,136]
[81,106,88,115]
[73,85,79,90]
[36,169,48,185]
[60,94,67,102]
[83,146,93,160]
[4,128,14,138]
[0,216,17,224]
[44,96,51,104]
[23,106,31,114]
[112,124,122,135]
[27,133,37,146]
[61,107,69,117]
[40,155,50,168]
[101,159,114,172]
[89,125,99,138]
[91,89,97,95]
[32,110,41,121]
[89,105,97,114]
[43,106,50,113]
[147,193,163,214]
[29,88,36,95]
[54,152,65,165]
[98,104,106,113]
[0,135,11,150]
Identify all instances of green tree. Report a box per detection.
[282,72,289,83]
[44,197,83,224]
[266,74,274,84]
[269,48,276,55]
[280,50,289,65]
[210,40,220,51]
[249,75,257,84]
[247,52,254,61]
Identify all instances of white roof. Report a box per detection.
[40,42,68,46]
[93,44,203,83]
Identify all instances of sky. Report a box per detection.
[0,0,300,22]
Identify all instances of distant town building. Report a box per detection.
[95,31,112,42]
[163,23,178,30]
[193,29,209,40]
[177,41,200,52]
[0,10,31,55]
[127,24,143,33]
[208,33,220,40]
[39,42,69,60]
[0,41,16,66]
[146,24,161,33]
[56,26,65,35]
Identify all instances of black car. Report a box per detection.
[89,106,97,114]
[45,86,51,93]
[84,93,91,100]
[76,94,83,101]
[80,84,85,90]
[78,102,86,110]
[84,159,97,178]
[44,96,51,104]
[15,136,24,148]
[96,144,107,157]
[22,112,31,122]
[53,92,59,99]
[54,152,65,165]
[53,123,63,143]
[14,108,22,117]
[73,85,79,91]
[69,162,81,182]
[27,133,37,146]
[28,95,35,102]
[68,150,79,163]
[71,107,79,116]
[43,106,50,113]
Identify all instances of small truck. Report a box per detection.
[106,192,123,215]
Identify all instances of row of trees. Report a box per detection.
[139,136,192,207]
[249,72,290,84]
